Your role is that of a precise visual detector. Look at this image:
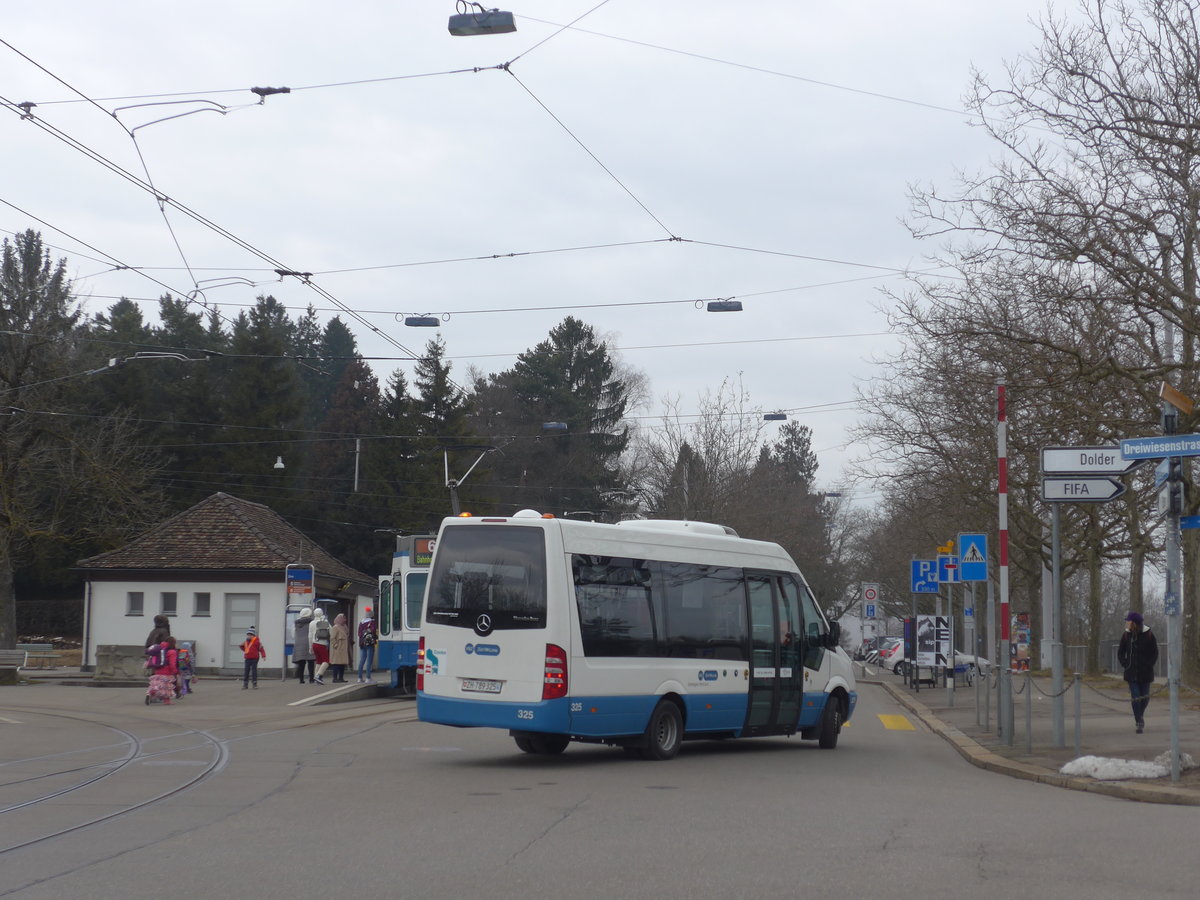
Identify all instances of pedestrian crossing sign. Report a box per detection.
[958,533,988,582]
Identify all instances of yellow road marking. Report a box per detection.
[877,714,916,731]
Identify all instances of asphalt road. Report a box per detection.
[1,681,1195,899]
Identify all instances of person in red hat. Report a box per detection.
[357,607,378,683]
[1118,610,1158,734]
[240,627,266,690]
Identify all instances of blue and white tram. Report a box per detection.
[377,534,435,692]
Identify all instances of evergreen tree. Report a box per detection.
[216,296,305,510]
[471,317,634,517]
[374,368,444,530]
[0,231,162,646]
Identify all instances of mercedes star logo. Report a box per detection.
[475,613,493,635]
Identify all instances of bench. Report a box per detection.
[0,649,27,673]
[16,643,60,669]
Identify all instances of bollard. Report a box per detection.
[1025,669,1033,756]
[983,667,991,730]
[1000,668,1014,746]
[1073,672,1081,758]
[976,663,983,727]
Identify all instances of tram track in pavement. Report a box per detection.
[0,708,227,855]
[0,699,419,893]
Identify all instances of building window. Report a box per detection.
[127,592,144,616]
[194,592,211,616]
[161,592,177,616]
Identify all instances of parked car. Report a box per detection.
[876,637,905,670]
[951,651,991,678]
[896,650,992,681]
[854,636,886,660]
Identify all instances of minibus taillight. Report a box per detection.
[417,637,425,692]
[542,643,568,700]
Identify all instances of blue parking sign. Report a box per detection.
[911,559,938,593]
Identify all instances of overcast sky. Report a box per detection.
[1,1,1062,498]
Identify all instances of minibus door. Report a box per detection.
[745,574,803,735]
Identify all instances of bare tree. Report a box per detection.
[858,0,1200,677]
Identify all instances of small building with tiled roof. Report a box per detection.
[77,492,376,677]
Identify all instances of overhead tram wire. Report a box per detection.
[0,196,237,327]
[502,68,678,240]
[517,17,969,118]
[1,26,969,123]
[305,238,680,276]
[0,39,460,390]
[0,92,459,395]
[0,37,214,310]
[16,394,859,452]
[0,66,500,110]
[11,321,891,369]
[506,0,616,66]
[58,238,952,284]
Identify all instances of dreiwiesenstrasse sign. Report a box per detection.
[1120,434,1200,460]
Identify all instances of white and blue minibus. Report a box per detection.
[417,511,856,759]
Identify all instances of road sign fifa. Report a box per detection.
[958,533,988,581]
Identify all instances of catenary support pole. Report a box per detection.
[998,383,1014,745]
[1051,503,1065,748]
[1080,672,1089,758]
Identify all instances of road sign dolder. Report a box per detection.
[1042,446,1142,475]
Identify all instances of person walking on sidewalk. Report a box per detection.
[241,627,266,689]
[310,607,331,685]
[1118,610,1159,734]
[330,613,350,682]
[293,607,315,683]
[146,637,178,705]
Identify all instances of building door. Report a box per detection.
[225,593,260,670]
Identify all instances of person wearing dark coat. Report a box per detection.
[1117,610,1159,734]
[145,614,171,651]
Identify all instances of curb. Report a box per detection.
[879,680,1200,807]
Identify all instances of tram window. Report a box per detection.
[406,573,428,629]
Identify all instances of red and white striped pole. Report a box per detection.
[997,382,1013,743]
[998,383,1009,648]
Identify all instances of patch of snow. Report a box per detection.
[1154,750,1197,771]
[1061,756,1168,779]
[1061,752,1196,780]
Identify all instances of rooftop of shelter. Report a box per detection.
[76,492,372,586]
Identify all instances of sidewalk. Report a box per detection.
[866,664,1200,806]
[8,666,405,708]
